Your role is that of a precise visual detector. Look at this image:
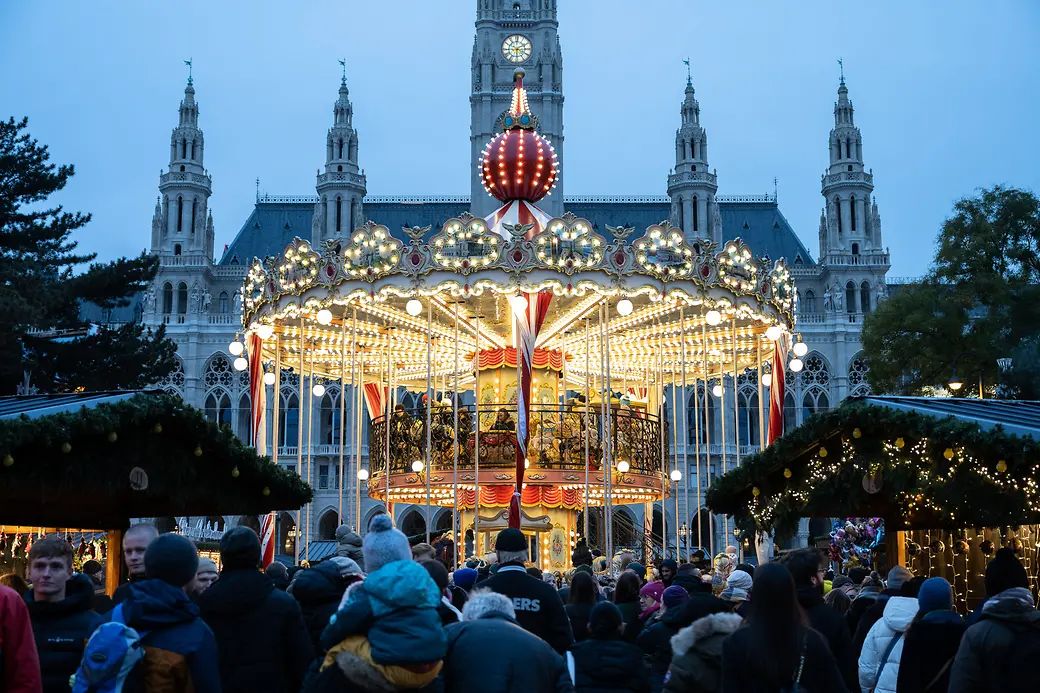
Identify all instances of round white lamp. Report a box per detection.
[411,459,424,473]
[316,309,333,326]
[405,299,423,317]
[263,372,276,386]
[228,340,244,357]
[705,310,723,326]
[357,468,370,481]
[616,460,630,473]
[761,373,772,387]
[312,383,326,397]
[670,469,682,482]
[253,324,274,340]
[233,357,248,371]
[712,384,724,398]
[789,358,804,373]
[616,299,633,317]
[792,341,809,357]
[765,325,783,341]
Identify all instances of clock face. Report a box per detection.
[502,34,532,63]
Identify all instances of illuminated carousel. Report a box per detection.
[240,70,796,570]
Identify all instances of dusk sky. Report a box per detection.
[2,1,1037,278]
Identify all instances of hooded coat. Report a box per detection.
[663,612,742,693]
[948,588,1040,692]
[335,528,365,569]
[24,573,103,693]
[117,578,221,693]
[895,610,965,693]
[636,604,688,692]
[198,568,313,693]
[291,562,352,653]
[570,634,650,692]
[857,595,919,693]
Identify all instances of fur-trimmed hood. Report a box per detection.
[670,612,743,657]
[331,648,399,692]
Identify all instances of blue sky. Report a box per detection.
[2,1,1037,278]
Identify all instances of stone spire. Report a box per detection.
[667,69,720,243]
[313,67,367,245]
[154,73,213,258]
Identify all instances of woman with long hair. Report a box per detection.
[566,571,600,642]
[721,562,849,692]
[614,571,643,641]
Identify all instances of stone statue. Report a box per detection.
[311,199,325,241]
[189,281,201,313]
[202,288,212,312]
[142,287,156,313]
[823,286,833,311]
[876,282,888,301]
[710,198,723,241]
[832,282,844,312]
[232,290,242,313]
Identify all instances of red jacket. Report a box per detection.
[0,584,42,693]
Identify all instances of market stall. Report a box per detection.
[0,391,311,593]
[707,395,1040,611]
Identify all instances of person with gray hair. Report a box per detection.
[440,589,574,692]
[477,528,573,654]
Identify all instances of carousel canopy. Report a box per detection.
[706,397,1040,534]
[0,391,312,528]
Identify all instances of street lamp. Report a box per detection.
[948,374,964,392]
[616,460,630,474]
[357,467,370,481]
[670,468,682,482]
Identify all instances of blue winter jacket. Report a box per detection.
[117,578,222,692]
[320,559,446,665]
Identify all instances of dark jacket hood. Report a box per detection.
[123,578,200,629]
[198,567,274,615]
[980,592,1040,629]
[291,562,344,606]
[572,637,644,679]
[25,572,95,618]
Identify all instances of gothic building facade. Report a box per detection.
[140,0,890,560]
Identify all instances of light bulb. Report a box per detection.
[761,373,772,387]
[411,459,424,473]
[316,309,333,326]
[228,340,244,356]
[263,372,276,386]
[253,324,274,340]
[357,468,370,481]
[616,460,630,473]
[792,341,808,357]
[670,469,682,481]
[789,358,804,373]
[765,325,783,342]
[312,383,326,397]
[705,310,723,326]
[405,299,423,317]
[616,299,633,317]
[233,357,248,372]
[712,384,724,398]
[509,295,528,314]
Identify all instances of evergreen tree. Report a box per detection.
[862,186,1040,397]
[0,117,177,392]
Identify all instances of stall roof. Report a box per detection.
[862,396,1040,440]
[0,391,143,420]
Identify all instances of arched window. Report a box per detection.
[279,511,297,557]
[845,281,857,313]
[204,390,232,427]
[180,139,187,159]
[156,355,185,396]
[834,196,842,234]
[692,195,699,233]
[236,393,251,443]
[190,198,197,234]
[400,510,426,539]
[335,196,342,233]
[687,386,713,444]
[845,137,851,159]
[218,291,229,314]
[162,283,173,313]
[782,392,796,433]
[693,508,712,550]
[173,244,182,256]
[190,140,196,160]
[203,354,234,390]
[176,282,188,314]
[320,390,341,445]
[802,389,830,417]
[280,391,300,446]
[802,353,831,389]
[851,242,859,255]
[860,281,872,314]
[850,195,857,231]
[337,138,344,159]
[849,354,872,397]
[350,199,358,233]
[803,290,816,314]
[176,196,183,233]
[318,510,339,540]
[739,389,760,447]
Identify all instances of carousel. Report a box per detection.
[239,70,796,570]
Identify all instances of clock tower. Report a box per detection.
[471,0,564,217]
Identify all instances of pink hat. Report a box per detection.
[639,580,664,603]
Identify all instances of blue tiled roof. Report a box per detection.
[219,195,815,267]
[861,396,1040,441]
[0,390,156,420]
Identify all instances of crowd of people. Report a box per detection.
[2,518,1040,692]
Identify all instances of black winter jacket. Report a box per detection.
[566,601,595,642]
[479,565,573,653]
[24,574,103,693]
[636,606,687,692]
[797,586,858,692]
[949,590,1040,693]
[199,568,314,693]
[663,611,742,693]
[291,562,351,654]
[896,609,965,693]
[721,624,850,693]
[571,636,650,692]
[440,612,573,692]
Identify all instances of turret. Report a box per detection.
[667,69,720,243]
[313,68,367,245]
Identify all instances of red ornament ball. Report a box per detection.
[480,129,559,203]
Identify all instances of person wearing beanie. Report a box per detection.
[313,513,447,691]
[638,585,692,691]
[949,548,1040,692]
[476,527,573,654]
[290,557,365,654]
[453,567,479,593]
[412,542,436,562]
[570,601,651,692]
[420,559,464,625]
[672,562,711,595]
[894,577,965,693]
[720,569,753,618]
[639,580,665,623]
[334,524,365,569]
[197,527,312,692]
[627,561,646,583]
[103,533,221,692]
[189,557,219,598]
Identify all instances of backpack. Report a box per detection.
[70,604,147,693]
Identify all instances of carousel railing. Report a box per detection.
[369,403,665,478]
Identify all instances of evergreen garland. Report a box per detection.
[0,392,311,528]
[706,400,1040,536]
